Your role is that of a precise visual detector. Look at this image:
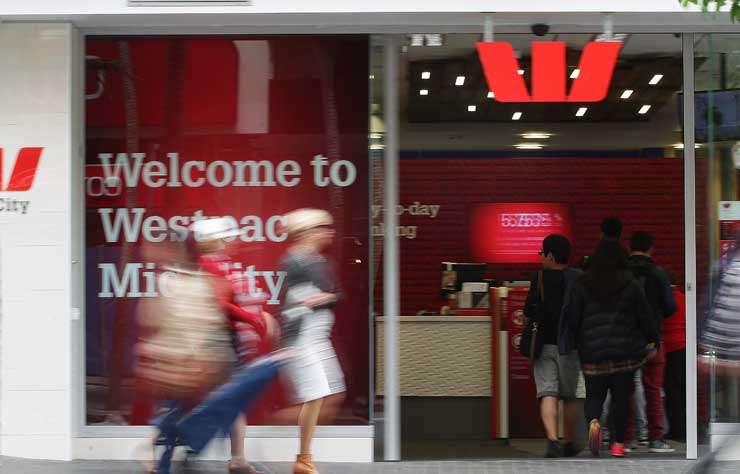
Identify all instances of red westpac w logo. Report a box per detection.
[476,41,622,103]
[0,147,43,191]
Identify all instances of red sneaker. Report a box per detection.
[588,419,602,457]
[611,442,626,458]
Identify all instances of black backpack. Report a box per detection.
[631,263,664,321]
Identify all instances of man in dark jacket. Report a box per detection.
[626,231,677,453]
[577,217,623,270]
[524,234,582,458]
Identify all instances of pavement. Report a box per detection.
[2,457,740,473]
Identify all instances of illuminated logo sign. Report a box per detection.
[476,41,622,103]
[0,147,43,215]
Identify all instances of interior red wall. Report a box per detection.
[375,156,685,316]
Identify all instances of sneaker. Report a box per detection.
[610,442,627,458]
[648,439,675,453]
[624,441,639,453]
[588,419,602,457]
[563,442,581,458]
[545,440,563,458]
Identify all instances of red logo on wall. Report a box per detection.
[0,147,43,191]
[476,41,622,103]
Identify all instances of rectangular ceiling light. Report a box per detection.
[421,71,431,80]
[521,132,552,140]
[620,89,634,99]
[419,89,429,96]
[576,107,588,117]
[487,91,495,99]
[512,112,523,121]
[425,34,444,47]
[649,74,664,85]
[515,143,544,150]
[455,75,466,86]
[570,69,581,79]
[468,105,477,112]
[409,34,425,47]
[638,105,652,114]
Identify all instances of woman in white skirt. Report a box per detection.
[280,209,346,474]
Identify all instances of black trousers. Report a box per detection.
[585,371,635,444]
[664,349,686,440]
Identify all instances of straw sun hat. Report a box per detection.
[282,208,333,237]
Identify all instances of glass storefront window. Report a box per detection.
[84,36,371,426]
[694,34,740,434]
[375,32,687,459]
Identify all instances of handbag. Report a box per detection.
[520,271,545,360]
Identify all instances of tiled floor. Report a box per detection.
[1,457,739,473]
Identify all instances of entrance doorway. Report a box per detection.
[373,32,688,460]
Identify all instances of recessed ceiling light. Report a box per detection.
[570,69,581,79]
[638,105,652,114]
[515,143,544,150]
[369,74,375,80]
[410,35,425,47]
[425,34,444,47]
[521,132,552,140]
[421,71,431,80]
[649,74,664,85]
[672,143,702,149]
[512,112,523,121]
[620,89,634,99]
[410,34,444,47]
[455,75,466,86]
[419,89,429,96]
[468,105,477,112]
[517,69,525,76]
[487,91,495,99]
[576,107,588,117]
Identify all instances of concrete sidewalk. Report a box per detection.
[1,457,738,473]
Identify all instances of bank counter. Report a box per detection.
[375,286,539,439]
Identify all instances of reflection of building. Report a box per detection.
[1,2,740,465]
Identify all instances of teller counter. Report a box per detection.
[374,312,510,440]
[375,315,492,397]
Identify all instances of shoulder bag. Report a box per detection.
[520,271,545,360]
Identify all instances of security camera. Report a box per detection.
[531,23,550,37]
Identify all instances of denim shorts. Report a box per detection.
[533,344,581,400]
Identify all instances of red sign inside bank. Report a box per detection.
[470,203,573,264]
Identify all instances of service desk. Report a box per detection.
[375,315,491,397]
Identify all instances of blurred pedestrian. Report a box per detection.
[279,209,346,474]
[192,218,278,474]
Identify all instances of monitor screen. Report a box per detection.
[470,203,573,264]
[678,89,740,142]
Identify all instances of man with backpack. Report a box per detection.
[625,231,677,453]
